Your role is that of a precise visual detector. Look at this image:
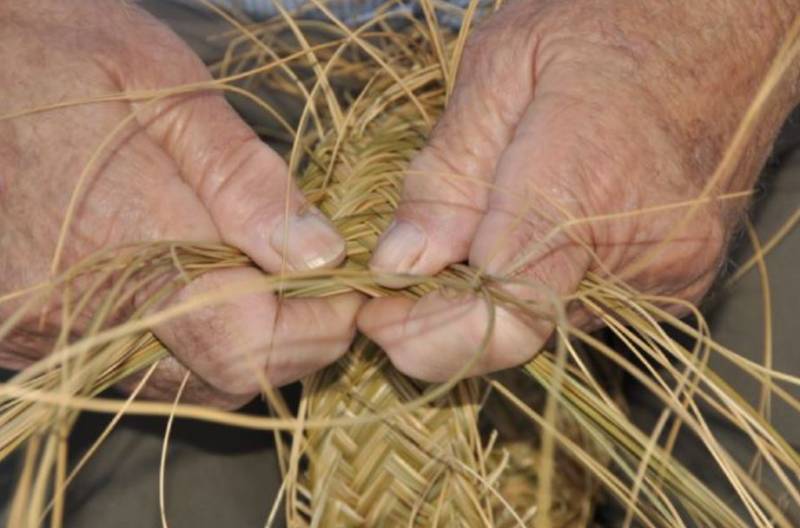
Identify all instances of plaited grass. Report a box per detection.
[1,2,799,527]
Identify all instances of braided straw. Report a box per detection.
[284,44,600,526]
[4,8,798,526]
[0,14,610,527]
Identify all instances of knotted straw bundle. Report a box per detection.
[2,3,800,527]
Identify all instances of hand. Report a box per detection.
[0,1,361,407]
[359,0,800,381]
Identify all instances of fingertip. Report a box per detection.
[265,292,364,386]
[336,290,369,313]
[369,221,427,276]
[360,291,548,382]
[358,293,481,381]
[367,215,471,288]
[357,296,416,341]
[327,291,367,343]
[268,208,346,272]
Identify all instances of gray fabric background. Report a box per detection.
[1,2,799,526]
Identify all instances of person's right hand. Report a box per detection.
[358,0,799,382]
[0,1,362,407]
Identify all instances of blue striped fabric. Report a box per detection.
[214,0,385,20]
[204,0,488,27]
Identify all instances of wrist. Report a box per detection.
[631,0,800,215]
[715,3,800,216]
[747,1,800,105]
[766,1,800,35]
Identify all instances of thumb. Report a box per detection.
[369,23,538,279]
[150,94,345,273]
[125,22,344,273]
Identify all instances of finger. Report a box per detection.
[151,267,363,396]
[122,23,345,273]
[121,138,361,403]
[369,17,538,279]
[358,291,549,382]
[170,101,345,273]
[362,95,602,380]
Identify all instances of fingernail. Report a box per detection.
[269,209,345,270]
[370,221,427,274]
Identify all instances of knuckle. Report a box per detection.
[154,272,275,395]
[206,139,293,232]
[203,135,266,202]
[407,142,485,210]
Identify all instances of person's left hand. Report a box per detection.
[0,1,360,407]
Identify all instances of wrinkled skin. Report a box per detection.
[1,1,799,403]
[0,1,362,407]
[359,0,800,381]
